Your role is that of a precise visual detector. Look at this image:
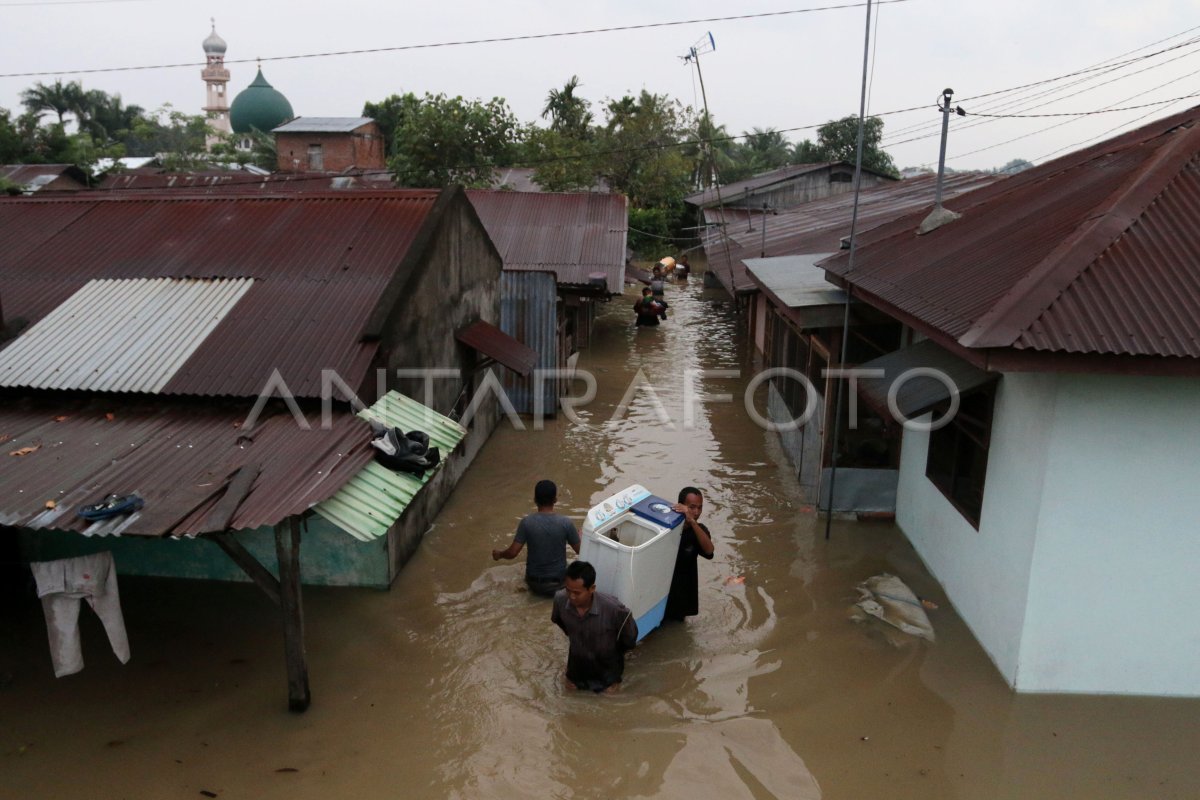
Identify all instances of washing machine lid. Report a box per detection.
[631,495,684,529]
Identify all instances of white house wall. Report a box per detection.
[1017,374,1200,695]
[896,372,1059,685]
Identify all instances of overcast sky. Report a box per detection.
[1,0,1196,171]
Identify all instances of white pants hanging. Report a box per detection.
[30,552,131,677]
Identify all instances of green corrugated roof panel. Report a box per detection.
[314,391,467,541]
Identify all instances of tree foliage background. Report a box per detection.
[4,76,912,257]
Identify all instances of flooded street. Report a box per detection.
[3,277,1199,800]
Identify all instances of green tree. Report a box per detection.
[126,105,211,170]
[542,76,593,140]
[597,90,693,208]
[740,127,792,173]
[362,94,411,157]
[387,93,522,188]
[790,115,898,177]
[20,79,83,126]
[524,126,601,192]
[0,108,28,163]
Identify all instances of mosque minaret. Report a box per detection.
[201,20,232,148]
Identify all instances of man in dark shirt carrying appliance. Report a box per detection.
[552,560,638,693]
[492,479,580,597]
[665,486,715,621]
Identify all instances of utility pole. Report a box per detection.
[684,33,737,299]
[919,88,964,234]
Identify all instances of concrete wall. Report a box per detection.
[385,192,503,416]
[896,372,1057,684]
[16,515,390,588]
[768,383,823,503]
[725,169,892,211]
[1017,374,1200,695]
[897,371,1200,696]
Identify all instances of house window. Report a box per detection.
[308,144,324,171]
[925,385,995,528]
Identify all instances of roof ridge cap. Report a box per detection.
[959,120,1200,349]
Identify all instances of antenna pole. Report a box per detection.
[824,0,873,541]
[690,41,737,302]
[934,88,953,208]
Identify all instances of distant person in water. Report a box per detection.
[676,254,691,280]
[650,265,668,319]
[552,560,638,693]
[634,287,664,327]
[493,479,580,596]
[665,486,715,621]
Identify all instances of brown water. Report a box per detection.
[3,278,1198,799]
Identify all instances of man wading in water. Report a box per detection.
[492,480,580,596]
[552,560,638,693]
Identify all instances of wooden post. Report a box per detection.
[275,517,310,712]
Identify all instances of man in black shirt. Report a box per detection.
[552,561,638,693]
[665,486,715,621]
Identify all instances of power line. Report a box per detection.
[959,93,1200,118]
[0,0,915,79]
[882,25,1200,140]
[882,32,1200,142]
[0,0,144,5]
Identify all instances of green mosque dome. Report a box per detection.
[229,68,294,134]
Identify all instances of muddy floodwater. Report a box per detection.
[3,278,1199,800]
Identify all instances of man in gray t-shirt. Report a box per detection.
[492,480,581,596]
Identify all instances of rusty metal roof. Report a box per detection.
[456,319,538,377]
[0,191,440,397]
[822,107,1200,361]
[466,190,628,293]
[703,172,1000,294]
[0,163,89,192]
[0,397,373,537]
[94,170,389,192]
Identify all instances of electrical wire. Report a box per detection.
[0,1,915,79]
[882,33,1200,143]
[881,29,1200,141]
[1031,94,1198,163]
[959,93,1200,118]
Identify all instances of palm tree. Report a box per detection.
[542,76,592,139]
[20,79,82,126]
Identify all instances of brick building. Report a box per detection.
[273,117,386,173]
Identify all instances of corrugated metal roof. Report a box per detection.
[94,170,389,192]
[0,278,253,392]
[856,340,999,418]
[0,164,88,192]
[0,397,373,537]
[703,172,1001,294]
[0,191,440,397]
[821,107,1200,360]
[467,190,628,293]
[456,319,538,377]
[273,117,375,133]
[500,271,559,415]
[314,391,467,541]
[743,255,844,308]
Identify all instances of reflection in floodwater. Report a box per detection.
[1,277,1198,799]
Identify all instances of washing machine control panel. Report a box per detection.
[586,484,651,528]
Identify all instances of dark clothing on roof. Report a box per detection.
[665,522,714,621]
[552,589,638,691]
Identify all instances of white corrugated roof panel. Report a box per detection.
[0,278,253,393]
